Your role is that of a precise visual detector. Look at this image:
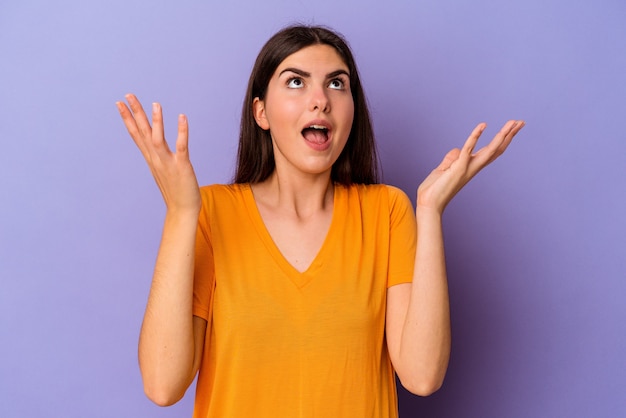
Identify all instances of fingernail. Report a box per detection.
[179,114,186,123]
[152,102,158,113]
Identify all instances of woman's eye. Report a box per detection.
[287,78,304,88]
[329,79,345,90]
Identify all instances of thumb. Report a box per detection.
[436,148,461,171]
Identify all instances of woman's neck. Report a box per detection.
[251,170,334,220]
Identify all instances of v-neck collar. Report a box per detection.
[241,183,343,288]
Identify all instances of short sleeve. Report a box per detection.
[193,190,216,320]
[386,186,417,288]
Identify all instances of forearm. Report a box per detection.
[138,208,200,405]
[398,208,451,394]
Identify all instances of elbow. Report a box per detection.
[396,365,447,397]
[139,358,196,407]
[398,375,444,397]
[143,382,185,407]
[394,344,450,396]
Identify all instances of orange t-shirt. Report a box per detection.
[192,183,416,417]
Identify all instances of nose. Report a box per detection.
[309,84,330,113]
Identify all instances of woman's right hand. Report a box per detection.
[116,94,201,213]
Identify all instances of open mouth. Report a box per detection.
[301,125,329,144]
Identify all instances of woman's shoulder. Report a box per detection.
[345,183,412,202]
[339,184,414,219]
[200,183,250,196]
[198,183,252,211]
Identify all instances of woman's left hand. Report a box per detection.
[416,120,525,214]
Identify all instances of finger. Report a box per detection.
[175,114,190,156]
[470,120,524,171]
[484,119,524,160]
[116,100,138,136]
[116,100,151,158]
[460,122,487,157]
[489,120,524,159]
[125,94,153,139]
[150,102,172,157]
[497,119,524,142]
[435,148,461,171]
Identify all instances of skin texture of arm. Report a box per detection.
[116,95,206,405]
[385,120,525,395]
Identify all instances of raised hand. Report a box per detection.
[417,120,525,214]
[116,94,201,214]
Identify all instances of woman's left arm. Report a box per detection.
[386,120,525,396]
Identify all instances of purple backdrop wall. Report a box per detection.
[1,1,625,417]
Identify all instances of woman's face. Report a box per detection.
[253,44,354,179]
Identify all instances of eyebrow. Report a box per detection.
[279,67,350,79]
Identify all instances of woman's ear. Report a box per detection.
[252,97,270,130]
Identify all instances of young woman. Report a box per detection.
[116,25,524,417]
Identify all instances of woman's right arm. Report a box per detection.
[116,94,206,406]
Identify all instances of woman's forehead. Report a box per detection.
[274,44,349,76]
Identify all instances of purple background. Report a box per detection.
[1,1,625,417]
